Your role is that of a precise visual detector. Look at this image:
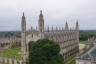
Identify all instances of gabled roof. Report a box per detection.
[78,47,96,60]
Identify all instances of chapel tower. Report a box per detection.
[38,10,44,32]
[21,12,27,64]
[76,21,79,54]
[76,21,79,31]
[65,21,69,30]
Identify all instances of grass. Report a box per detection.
[79,40,86,52]
[80,40,87,44]
[68,57,76,64]
[2,48,21,59]
[1,40,87,61]
[79,44,85,50]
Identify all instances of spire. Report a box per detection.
[21,12,27,64]
[21,12,26,31]
[23,12,24,16]
[40,10,42,14]
[65,21,68,30]
[40,10,43,17]
[38,10,44,32]
[76,20,79,30]
[22,12,25,19]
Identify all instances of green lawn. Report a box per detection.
[79,40,86,52]
[79,44,85,50]
[2,48,21,59]
[68,58,76,64]
[80,40,87,44]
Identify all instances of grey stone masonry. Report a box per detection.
[24,11,80,63]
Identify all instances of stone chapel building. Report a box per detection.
[21,10,79,64]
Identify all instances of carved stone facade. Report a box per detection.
[86,37,96,49]
[0,37,21,49]
[21,11,79,63]
[0,57,22,64]
[21,13,27,64]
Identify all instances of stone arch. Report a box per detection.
[7,59,9,63]
[3,58,5,63]
[12,59,14,64]
[28,41,35,51]
[17,60,20,64]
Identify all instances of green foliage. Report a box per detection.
[0,30,96,42]
[29,39,64,64]
[79,31,96,41]
[68,57,76,64]
[2,48,21,59]
[0,31,21,37]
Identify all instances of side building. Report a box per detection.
[21,11,79,63]
[86,37,96,49]
[76,47,96,64]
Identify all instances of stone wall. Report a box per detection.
[76,59,92,64]
[76,57,96,64]
[0,57,22,64]
[0,38,21,49]
[43,30,79,63]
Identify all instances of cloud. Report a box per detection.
[0,0,96,31]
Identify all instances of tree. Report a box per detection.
[29,39,64,64]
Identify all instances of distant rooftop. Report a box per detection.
[0,36,20,41]
[78,47,96,60]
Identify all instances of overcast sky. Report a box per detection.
[0,0,96,31]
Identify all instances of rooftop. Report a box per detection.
[78,47,96,60]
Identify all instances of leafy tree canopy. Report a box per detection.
[79,31,96,41]
[29,39,64,64]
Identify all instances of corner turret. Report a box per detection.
[65,21,69,30]
[21,12,27,64]
[76,20,79,31]
[38,10,44,32]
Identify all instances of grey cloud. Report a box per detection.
[0,0,96,31]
